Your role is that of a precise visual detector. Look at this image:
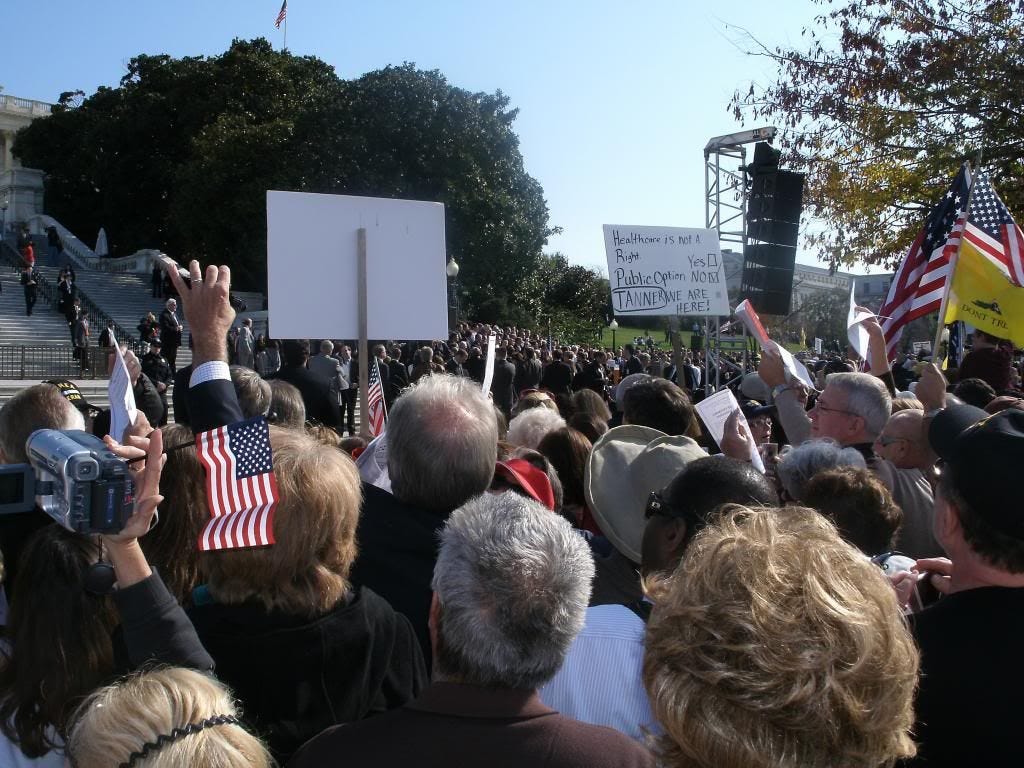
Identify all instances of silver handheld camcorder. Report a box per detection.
[0,430,134,534]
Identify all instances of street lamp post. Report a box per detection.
[608,318,618,353]
[446,257,460,328]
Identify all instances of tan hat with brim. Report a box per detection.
[585,424,707,563]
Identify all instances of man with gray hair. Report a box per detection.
[765,364,938,557]
[350,374,500,661]
[307,339,347,409]
[292,492,652,768]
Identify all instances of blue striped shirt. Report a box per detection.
[540,603,658,742]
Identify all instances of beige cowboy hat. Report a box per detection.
[585,424,707,563]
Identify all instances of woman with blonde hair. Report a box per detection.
[644,505,919,768]
[188,427,426,763]
[68,667,272,768]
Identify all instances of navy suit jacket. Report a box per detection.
[189,376,245,434]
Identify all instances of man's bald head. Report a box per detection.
[874,409,931,470]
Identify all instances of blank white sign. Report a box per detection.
[267,191,449,340]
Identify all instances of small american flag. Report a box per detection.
[963,173,1024,287]
[878,164,971,359]
[367,357,388,437]
[275,0,287,28]
[196,416,279,551]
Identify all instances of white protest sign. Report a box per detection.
[814,337,823,354]
[108,345,137,443]
[735,299,815,390]
[603,225,728,317]
[481,334,497,395]
[694,387,765,473]
[267,191,448,340]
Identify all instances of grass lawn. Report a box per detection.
[599,324,694,351]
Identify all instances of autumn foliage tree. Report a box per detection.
[731,0,1024,270]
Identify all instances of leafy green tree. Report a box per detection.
[14,42,554,301]
[531,253,612,342]
[730,0,1024,270]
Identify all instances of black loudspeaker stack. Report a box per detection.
[740,142,805,316]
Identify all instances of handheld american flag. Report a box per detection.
[196,416,279,551]
[366,357,387,437]
[275,0,287,28]
[878,164,971,359]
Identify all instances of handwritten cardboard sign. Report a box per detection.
[602,225,729,317]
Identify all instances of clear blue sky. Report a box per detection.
[3,1,879,274]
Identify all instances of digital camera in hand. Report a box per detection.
[0,430,134,534]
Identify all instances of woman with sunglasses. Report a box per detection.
[0,430,213,766]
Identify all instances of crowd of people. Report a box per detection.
[0,258,1021,767]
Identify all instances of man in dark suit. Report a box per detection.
[386,345,409,407]
[514,346,543,394]
[623,343,644,376]
[20,266,38,316]
[269,340,340,429]
[540,350,573,396]
[490,346,516,418]
[159,298,184,371]
[573,350,607,394]
[291,491,653,768]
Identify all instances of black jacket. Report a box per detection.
[270,364,340,428]
[350,483,450,663]
[141,352,173,388]
[490,360,516,414]
[540,361,573,395]
[188,586,426,764]
[386,359,409,405]
[159,308,182,348]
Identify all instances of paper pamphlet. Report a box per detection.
[846,286,874,362]
[694,387,766,473]
[108,345,138,443]
[735,299,815,390]
[481,334,497,395]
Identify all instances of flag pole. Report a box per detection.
[283,15,288,51]
[931,151,983,364]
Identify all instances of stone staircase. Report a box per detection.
[1,221,268,380]
[30,265,193,370]
[0,264,74,346]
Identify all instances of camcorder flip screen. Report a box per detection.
[0,467,34,515]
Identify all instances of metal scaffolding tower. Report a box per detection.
[702,127,777,390]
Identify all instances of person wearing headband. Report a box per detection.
[68,667,271,768]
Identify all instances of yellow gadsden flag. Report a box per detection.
[944,244,1024,347]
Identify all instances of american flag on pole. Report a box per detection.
[878,164,971,359]
[275,0,287,28]
[962,173,1024,287]
[367,357,387,437]
[196,416,279,551]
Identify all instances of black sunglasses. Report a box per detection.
[645,490,690,521]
